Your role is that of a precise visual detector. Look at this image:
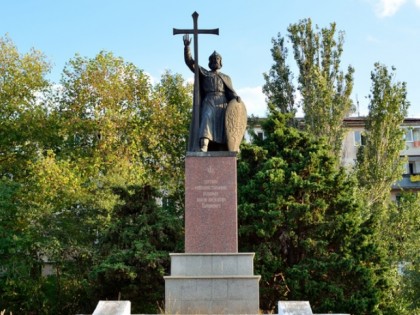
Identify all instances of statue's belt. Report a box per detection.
[206,91,224,96]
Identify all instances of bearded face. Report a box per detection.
[208,53,222,71]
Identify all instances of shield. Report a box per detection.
[225,99,247,152]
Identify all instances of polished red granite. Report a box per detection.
[185,152,238,253]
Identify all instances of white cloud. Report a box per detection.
[237,86,268,118]
[373,0,407,17]
[369,0,420,18]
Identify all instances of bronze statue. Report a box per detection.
[184,36,242,151]
[174,12,247,152]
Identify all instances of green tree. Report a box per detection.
[260,22,417,314]
[354,63,412,314]
[0,47,191,314]
[91,185,184,313]
[145,70,192,191]
[382,192,420,314]
[0,178,42,313]
[56,52,190,190]
[356,63,409,207]
[262,19,354,156]
[0,149,111,314]
[0,36,59,314]
[56,51,151,182]
[263,34,296,117]
[31,53,190,314]
[0,35,51,179]
[238,110,386,314]
[289,19,354,155]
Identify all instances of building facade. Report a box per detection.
[341,117,420,199]
[246,117,420,199]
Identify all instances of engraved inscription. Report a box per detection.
[194,179,227,209]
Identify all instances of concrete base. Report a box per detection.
[165,253,260,314]
[92,301,130,315]
[278,301,350,315]
[278,301,312,315]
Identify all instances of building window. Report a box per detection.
[405,161,420,175]
[354,131,366,146]
[409,162,415,174]
[405,162,415,175]
[403,128,413,142]
[414,128,420,140]
[403,127,420,145]
[257,132,264,140]
[413,128,420,147]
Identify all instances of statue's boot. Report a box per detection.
[200,138,209,152]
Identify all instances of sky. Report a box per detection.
[1,0,420,117]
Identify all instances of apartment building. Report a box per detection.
[246,116,420,198]
[342,117,420,199]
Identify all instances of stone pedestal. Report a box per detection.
[165,253,260,314]
[165,152,260,314]
[185,152,238,253]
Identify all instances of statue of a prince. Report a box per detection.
[183,34,246,152]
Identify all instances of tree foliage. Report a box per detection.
[352,63,414,314]
[356,63,409,207]
[263,20,354,156]
[91,185,184,314]
[260,20,418,314]
[289,19,355,155]
[0,35,51,179]
[262,35,296,117]
[0,41,191,314]
[375,191,420,314]
[238,110,386,314]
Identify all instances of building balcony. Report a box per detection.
[392,174,420,191]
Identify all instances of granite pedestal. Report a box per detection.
[184,152,238,253]
[164,152,260,314]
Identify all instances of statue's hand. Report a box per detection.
[236,96,241,103]
[183,34,191,46]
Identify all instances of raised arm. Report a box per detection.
[183,34,195,73]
